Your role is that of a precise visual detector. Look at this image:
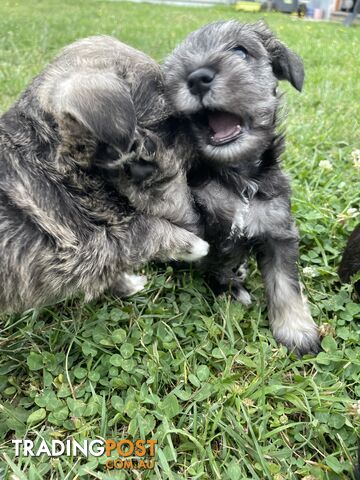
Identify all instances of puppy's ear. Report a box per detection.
[52,71,137,152]
[253,21,304,92]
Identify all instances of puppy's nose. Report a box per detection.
[187,67,216,96]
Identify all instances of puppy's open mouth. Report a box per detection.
[192,111,242,146]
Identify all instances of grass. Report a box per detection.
[0,0,359,479]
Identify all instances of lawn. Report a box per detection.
[0,0,359,479]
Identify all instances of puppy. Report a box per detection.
[338,225,360,298]
[0,36,208,313]
[163,21,320,356]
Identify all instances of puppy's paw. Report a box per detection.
[176,236,210,262]
[116,132,160,184]
[276,327,321,357]
[231,283,252,306]
[124,159,158,184]
[235,261,248,283]
[210,275,251,306]
[271,307,321,357]
[111,273,148,297]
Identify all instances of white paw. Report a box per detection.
[122,273,147,296]
[271,306,320,356]
[178,237,209,262]
[233,288,252,307]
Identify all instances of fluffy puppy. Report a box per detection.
[0,36,208,313]
[163,20,320,356]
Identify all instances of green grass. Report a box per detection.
[0,1,359,479]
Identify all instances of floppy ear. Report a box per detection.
[253,21,305,92]
[266,38,304,92]
[51,71,137,152]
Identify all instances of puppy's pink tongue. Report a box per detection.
[208,112,241,141]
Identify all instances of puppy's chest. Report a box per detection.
[229,196,282,241]
[230,199,250,239]
[229,195,289,241]
[193,177,287,242]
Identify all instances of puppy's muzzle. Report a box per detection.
[187,67,216,97]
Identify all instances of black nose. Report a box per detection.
[187,67,216,96]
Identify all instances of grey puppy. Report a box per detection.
[0,36,208,313]
[163,20,320,356]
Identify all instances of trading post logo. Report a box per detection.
[104,439,156,470]
[12,438,157,471]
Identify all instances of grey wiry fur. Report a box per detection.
[163,20,320,356]
[0,36,208,313]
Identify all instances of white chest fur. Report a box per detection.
[230,196,291,240]
[230,199,250,238]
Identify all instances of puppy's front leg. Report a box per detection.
[256,234,320,356]
[52,216,209,306]
[120,215,209,266]
[117,133,201,235]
